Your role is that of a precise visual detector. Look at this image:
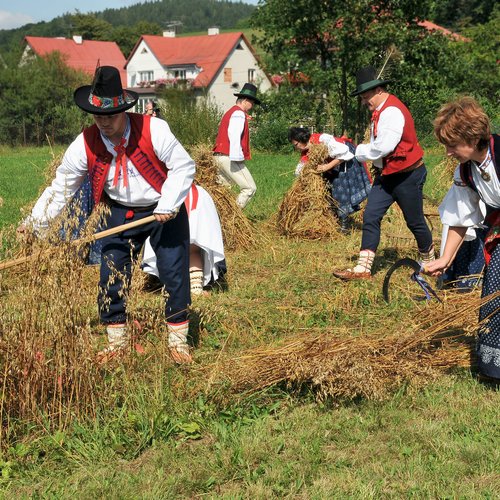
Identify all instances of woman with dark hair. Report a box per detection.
[426,96,500,380]
[288,126,371,232]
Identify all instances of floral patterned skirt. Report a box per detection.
[326,158,372,219]
[477,239,500,379]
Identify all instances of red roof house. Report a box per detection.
[417,20,469,41]
[125,30,273,112]
[22,36,127,85]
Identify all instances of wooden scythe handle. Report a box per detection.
[0,215,157,271]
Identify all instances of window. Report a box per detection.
[174,69,186,79]
[137,98,149,114]
[224,68,232,83]
[248,69,255,83]
[139,71,154,82]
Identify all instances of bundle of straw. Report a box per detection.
[277,144,339,239]
[433,155,459,189]
[191,144,254,251]
[0,207,105,432]
[209,292,496,402]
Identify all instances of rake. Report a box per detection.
[0,215,156,271]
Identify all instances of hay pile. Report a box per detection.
[208,292,495,402]
[277,144,339,239]
[191,144,254,251]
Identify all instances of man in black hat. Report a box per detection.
[333,66,434,280]
[18,65,195,364]
[213,83,261,208]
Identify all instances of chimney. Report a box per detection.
[163,29,176,38]
[208,27,220,36]
[73,35,83,44]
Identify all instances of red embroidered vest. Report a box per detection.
[83,114,169,205]
[372,94,423,175]
[213,105,251,160]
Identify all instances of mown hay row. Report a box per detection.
[208,292,497,402]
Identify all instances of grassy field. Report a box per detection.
[0,145,498,498]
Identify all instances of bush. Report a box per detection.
[251,84,335,153]
[159,88,222,148]
[251,115,291,153]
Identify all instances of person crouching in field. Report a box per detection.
[333,66,434,280]
[288,126,372,232]
[142,183,226,296]
[17,65,195,365]
[425,97,500,381]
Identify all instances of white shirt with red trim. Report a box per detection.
[355,104,404,168]
[439,152,499,229]
[26,116,194,231]
[228,109,246,161]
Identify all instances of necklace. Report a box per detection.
[475,151,491,182]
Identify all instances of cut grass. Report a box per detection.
[0,146,498,498]
[5,378,499,498]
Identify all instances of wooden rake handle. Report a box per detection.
[0,215,156,271]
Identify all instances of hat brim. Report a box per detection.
[74,85,139,115]
[233,92,261,105]
[350,79,392,97]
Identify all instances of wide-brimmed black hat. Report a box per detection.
[234,83,261,105]
[350,66,392,97]
[74,66,138,115]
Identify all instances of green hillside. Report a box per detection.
[0,0,256,54]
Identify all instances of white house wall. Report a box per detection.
[126,39,164,87]
[208,38,272,111]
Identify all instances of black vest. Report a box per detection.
[459,134,500,195]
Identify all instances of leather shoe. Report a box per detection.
[169,346,193,365]
[332,269,372,281]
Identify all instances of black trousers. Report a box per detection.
[361,165,433,253]
[98,203,190,325]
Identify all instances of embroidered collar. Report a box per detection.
[472,148,492,182]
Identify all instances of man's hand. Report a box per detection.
[153,211,178,224]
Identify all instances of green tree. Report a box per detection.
[69,13,114,41]
[0,53,89,145]
[251,0,431,137]
[251,0,498,142]
[457,6,500,106]
[110,21,163,58]
[430,0,496,29]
